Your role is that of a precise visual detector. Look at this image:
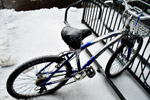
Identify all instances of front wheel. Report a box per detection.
[105,37,143,78]
[7,56,72,99]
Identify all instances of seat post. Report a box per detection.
[75,50,81,71]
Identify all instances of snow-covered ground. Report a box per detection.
[0,8,149,100]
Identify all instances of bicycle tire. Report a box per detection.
[105,37,143,78]
[7,56,72,99]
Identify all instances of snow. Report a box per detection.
[0,7,149,100]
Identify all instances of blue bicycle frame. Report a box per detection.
[39,28,127,86]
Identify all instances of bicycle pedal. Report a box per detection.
[85,66,96,78]
[74,70,86,80]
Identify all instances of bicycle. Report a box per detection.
[6,0,150,99]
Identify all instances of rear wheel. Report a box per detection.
[7,56,72,99]
[105,37,143,78]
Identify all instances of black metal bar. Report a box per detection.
[135,38,150,73]
[127,68,150,95]
[100,7,108,36]
[85,2,91,23]
[139,55,150,79]
[97,5,105,36]
[89,2,96,27]
[106,7,115,43]
[91,2,97,29]
[104,7,112,43]
[92,5,99,31]
[87,3,92,25]
[82,1,87,23]
[85,48,126,100]
[145,71,150,84]
[104,7,111,33]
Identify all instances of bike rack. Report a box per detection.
[81,0,150,98]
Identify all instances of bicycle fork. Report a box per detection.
[120,37,135,61]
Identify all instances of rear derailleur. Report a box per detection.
[34,76,47,93]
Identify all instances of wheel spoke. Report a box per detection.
[7,56,71,98]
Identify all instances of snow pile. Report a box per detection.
[0,8,75,68]
[0,9,17,68]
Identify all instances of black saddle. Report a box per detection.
[61,26,92,49]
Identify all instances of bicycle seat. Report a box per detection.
[61,26,92,49]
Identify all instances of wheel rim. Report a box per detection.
[109,58,125,75]
[12,61,68,97]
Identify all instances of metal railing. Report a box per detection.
[82,0,150,96]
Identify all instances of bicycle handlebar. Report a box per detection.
[127,9,150,20]
[121,0,150,20]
